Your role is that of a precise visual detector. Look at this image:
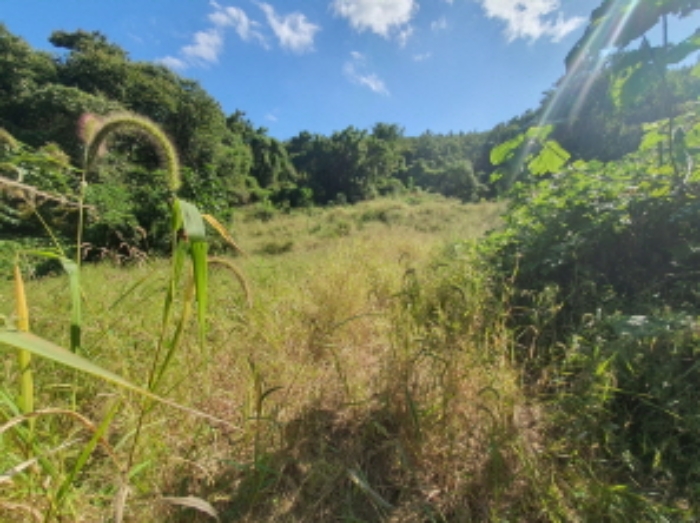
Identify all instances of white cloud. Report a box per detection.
[265,113,278,122]
[332,0,417,41]
[477,0,585,43]
[157,2,319,69]
[209,5,267,46]
[258,3,320,54]
[343,51,389,96]
[431,16,447,31]
[182,28,224,64]
[413,52,431,61]
[157,56,188,70]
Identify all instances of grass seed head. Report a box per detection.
[84,112,181,192]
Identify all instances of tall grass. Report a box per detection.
[1,195,512,521]
[3,190,670,521]
[0,112,241,521]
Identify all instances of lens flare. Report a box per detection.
[506,0,648,174]
[540,0,644,128]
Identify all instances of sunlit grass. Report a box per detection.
[4,195,659,521]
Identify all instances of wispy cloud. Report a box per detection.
[477,0,585,43]
[209,4,267,46]
[258,2,320,54]
[181,28,224,64]
[396,25,414,48]
[332,0,417,44]
[158,56,188,70]
[431,16,447,32]
[413,52,431,62]
[158,1,319,69]
[343,51,389,96]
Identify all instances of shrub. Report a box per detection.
[484,111,700,513]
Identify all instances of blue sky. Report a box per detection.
[1,1,698,139]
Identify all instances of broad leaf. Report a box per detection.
[0,330,147,393]
[490,134,525,166]
[527,140,571,175]
[174,198,206,242]
[666,28,700,65]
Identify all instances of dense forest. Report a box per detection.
[2,17,700,252]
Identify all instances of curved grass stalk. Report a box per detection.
[203,213,248,256]
[83,112,181,192]
[77,112,181,270]
[208,256,253,308]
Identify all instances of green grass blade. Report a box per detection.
[152,277,194,391]
[0,330,233,427]
[157,240,189,356]
[13,264,34,424]
[58,257,82,352]
[190,240,208,345]
[0,330,155,394]
[173,199,208,345]
[55,400,121,505]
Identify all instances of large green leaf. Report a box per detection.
[173,198,206,242]
[666,28,700,64]
[525,125,553,140]
[190,240,209,345]
[527,140,571,175]
[611,62,658,109]
[640,125,667,151]
[490,134,525,166]
[0,330,146,392]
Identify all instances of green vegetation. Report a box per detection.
[4,0,700,520]
[2,11,699,252]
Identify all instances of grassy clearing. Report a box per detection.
[2,195,653,521]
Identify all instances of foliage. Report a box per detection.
[482,0,700,508]
[0,111,248,521]
[4,20,700,243]
[489,125,570,192]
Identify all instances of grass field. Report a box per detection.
[1,195,663,522]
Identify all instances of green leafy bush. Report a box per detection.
[484,111,700,512]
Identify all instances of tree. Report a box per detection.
[563,0,700,185]
[51,30,131,101]
[4,84,123,161]
[248,131,296,190]
[566,0,700,71]
[0,24,56,101]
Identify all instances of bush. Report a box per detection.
[486,157,700,362]
[483,112,700,513]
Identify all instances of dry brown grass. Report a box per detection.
[2,197,568,522]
